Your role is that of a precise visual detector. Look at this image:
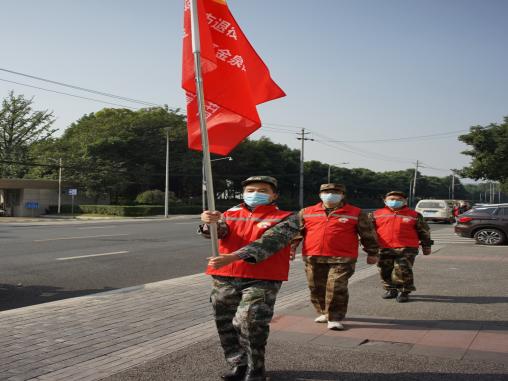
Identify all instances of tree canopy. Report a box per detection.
[0,91,56,178]
[459,117,508,184]
[2,97,482,208]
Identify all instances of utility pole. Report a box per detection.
[451,171,455,200]
[412,160,419,208]
[297,129,314,210]
[57,158,62,214]
[164,128,170,218]
[409,180,413,206]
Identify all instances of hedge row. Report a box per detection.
[47,204,205,216]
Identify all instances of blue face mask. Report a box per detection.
[243,192,271,207]
[320,193,343,204]
[385,200,405,209]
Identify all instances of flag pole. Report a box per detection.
[190,0,219,257]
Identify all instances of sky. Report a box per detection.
[2,0,507,180]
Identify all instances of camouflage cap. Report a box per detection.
[385,190,407,199]
[241,176,278,190]
[320,183,346,193]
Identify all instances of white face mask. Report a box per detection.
[320,193,343,204]
[243,192,271,207]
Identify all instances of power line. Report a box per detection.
[312,129,414,164]
[262,122,469,143]
[0,68,160,107]
[326,129,468,143]
[0,78,137,109]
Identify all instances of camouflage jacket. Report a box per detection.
[369,211,433,254]
[290,204,380,263]
[415,213,433,248]
[197,204,298,264]
[232,213,301,263]
[199,202,383,264]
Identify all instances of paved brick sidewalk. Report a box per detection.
[3,240,507,381]
[0,258,373,381]
[270,303,508,364]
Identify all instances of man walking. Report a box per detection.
[291,183,379,330]
[372,191,433,303]
[200,176,297,381]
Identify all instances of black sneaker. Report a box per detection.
[382,290,398,299]
[396,292,410,303]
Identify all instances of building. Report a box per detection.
[0,178,75,217]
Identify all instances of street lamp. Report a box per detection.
[164,128,170,218]
[202,157,233,210]
[211,156,233,163]
[327,162,349,183]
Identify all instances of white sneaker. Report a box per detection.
[327,321,345,330]
[314,314,328,323]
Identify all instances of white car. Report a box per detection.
[415,199,455,223]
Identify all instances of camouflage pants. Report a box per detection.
[304,259,355,322]
[378,249,417,293]
[210,276,281,371]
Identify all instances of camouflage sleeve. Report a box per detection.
[197,221,229,239]
[290,209,305,250]
[416,213,433,247]
[357,211,380,256]
[233,213,301,263]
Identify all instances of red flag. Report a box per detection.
[182,0,286,155]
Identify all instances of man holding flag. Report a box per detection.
[182,0,286,379]
[200,177,297,381]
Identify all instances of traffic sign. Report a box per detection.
[25,201,39,209]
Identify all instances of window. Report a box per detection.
[417,201,445,209]
[466,207,497,215]
[497,207,508,216]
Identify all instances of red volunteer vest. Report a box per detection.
[373,207,420,248]
[302,203,361,259]
[206,204,292,281]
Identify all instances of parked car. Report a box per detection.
[455,203,508,245]
[415,199,455,223]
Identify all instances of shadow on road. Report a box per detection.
[268,371,507,380]
[345,316,508,330]
[410,294,508,304]
[0,283,117,311]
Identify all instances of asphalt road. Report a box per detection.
[0,217,208,311]
[0,218,454,311]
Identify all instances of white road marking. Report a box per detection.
[56,251,129,261]
[34,234,128,242]
[435,241,475,244]
[77,226,117,230]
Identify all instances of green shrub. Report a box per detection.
[135,190,165,205]
[78,205,164,216]
[47,205,83,214]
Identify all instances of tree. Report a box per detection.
[0,91,56,177]
[458,117,508,184]
[28,106,189,203]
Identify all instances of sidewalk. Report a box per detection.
[1,243,507,381]
[0,215,198,224]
